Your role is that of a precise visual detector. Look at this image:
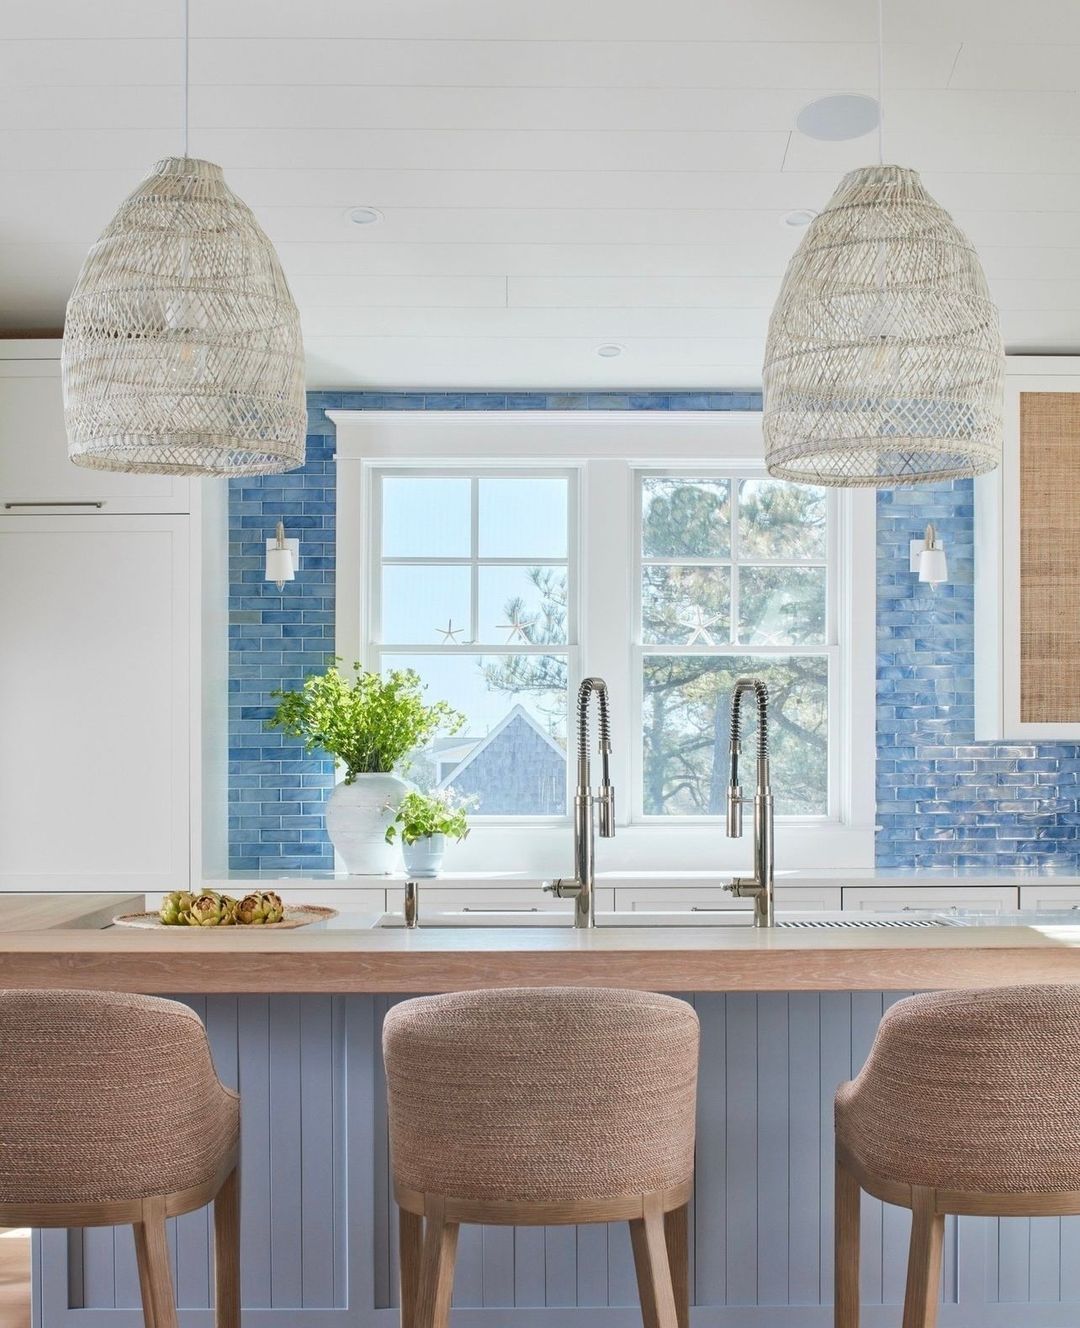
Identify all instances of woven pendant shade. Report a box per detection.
[63,157,306,476]
[762,164,1004,487]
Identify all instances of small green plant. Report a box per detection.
[385,789,475,846]
[266,659,465,783]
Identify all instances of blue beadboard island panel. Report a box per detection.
[34,993,1080,1328]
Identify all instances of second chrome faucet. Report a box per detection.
[723,677,776,927]
[543,676,614,928]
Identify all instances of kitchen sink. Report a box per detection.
[375,909,961,930]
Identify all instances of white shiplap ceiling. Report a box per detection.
[3,0,1080,389]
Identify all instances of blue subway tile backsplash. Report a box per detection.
[876,479,1080,869]
[230,393,1080,872]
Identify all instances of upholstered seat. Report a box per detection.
[0,989,239,1204]
[835,985,1080,1328]
[0,990,240,1328]
[383,986,698,1203]
[383,987,699,1328]
[836,985,1080,1194]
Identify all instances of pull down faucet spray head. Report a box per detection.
[724,677,775,927]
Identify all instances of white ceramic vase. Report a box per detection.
[401,833,446,880]
[324,773,411,875]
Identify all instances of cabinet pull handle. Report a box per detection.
[690,906,735,912]
[4,500,105,509]
[461,906,539,913]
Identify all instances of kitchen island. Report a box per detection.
[12,902,1080,1328]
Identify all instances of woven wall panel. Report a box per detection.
[1020,392,1080,722]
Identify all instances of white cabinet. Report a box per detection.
[0,515,191,890]
[0,344,189,515]
[842,885,1019,913]
[615,885,843,913]
[401,885,616,919]
[1019,886,1080,913]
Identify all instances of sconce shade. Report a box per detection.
[762,165,1004,487]
[265,546,295,587]
[62,156,306,477]
[919,544,948,587]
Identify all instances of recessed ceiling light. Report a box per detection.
[344,206,384,226]
[784,209,818,227]
[795,94,880,142]
[596,344,625,358]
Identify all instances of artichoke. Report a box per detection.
[236,891,286,925]
[187,892,234,927]
[159,890,195,926]
[261,891,285,924]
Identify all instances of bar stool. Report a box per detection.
[0,990,240,1328]
[835,985,1080,1328]
[383,987,699,1328]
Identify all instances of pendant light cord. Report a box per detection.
[183,0,190,159]
[877,0,885,165]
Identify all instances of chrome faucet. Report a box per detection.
[543,677,614,928]
[723,677,775,927]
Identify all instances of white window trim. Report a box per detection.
[332,410,877,873]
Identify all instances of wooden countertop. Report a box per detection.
[2,920,1080,992]
[0,893,143,932]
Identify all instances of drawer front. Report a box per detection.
[842,885,1019,913]
[410,886,616,918]
[1019,886,1080,913]
[616,886,842,914]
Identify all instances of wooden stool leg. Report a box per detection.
[901,1187,945,1328]
[214,1166,241,1328]
[664,1202,690,1328]
[630,1193,679,1328]
[134,1197,178,1328]
[835,1154,861,1328]
[415,1196,459,1328]
[400,1207,424,1328]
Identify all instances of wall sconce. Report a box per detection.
[909,522,948,589]
[265,521,299,590]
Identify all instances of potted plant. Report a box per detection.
[385,789,474,879]
[267,660,464,874]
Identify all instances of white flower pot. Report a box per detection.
[324,773,411,875]
[402,833,446,880]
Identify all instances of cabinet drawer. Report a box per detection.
[615,886,842,913]
[842,886,1019,913]
[1019,886,1080,913]
[405,886,615,918]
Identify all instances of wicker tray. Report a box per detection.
[113,905,338,931]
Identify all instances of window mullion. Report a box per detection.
[469,475,479,646]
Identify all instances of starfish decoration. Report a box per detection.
[678,606,721,646]
[434,619,463,643]
[499,614,536,644]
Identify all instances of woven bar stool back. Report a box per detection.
[383,987,700,1328]
[0,990,240,1328]
[833,985,1080,1328]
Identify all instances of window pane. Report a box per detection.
[642,566,731,645]
[738,566,826,645]
[642,654,828,816]
[382,477,471,557]
[642,478,730,558]
[382,652,568,815]
[738,479,827,559]
[479,477,568,558]
[479,565,568,645]
[381,565,471,644]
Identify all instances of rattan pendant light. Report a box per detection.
[62,2,305,476]
[761,2,1003,487]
